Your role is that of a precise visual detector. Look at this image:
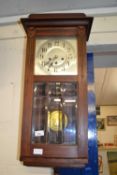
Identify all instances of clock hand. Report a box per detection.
[44,58,52,66]
[45,55,58,67]
[48,62,53,68]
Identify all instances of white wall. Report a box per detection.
[97,106,117,144]
[0,23,53,175]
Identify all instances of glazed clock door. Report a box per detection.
[31,34,79,159]
[32,82,78,145]
[32,36,78,145]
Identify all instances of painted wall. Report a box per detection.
[0,24,53,175]
[97,106,117,145]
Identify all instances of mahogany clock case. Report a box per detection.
[20,13,93,168]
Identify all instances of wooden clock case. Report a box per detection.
[20,13,93,168]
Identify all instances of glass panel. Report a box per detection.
[32,82,78,145]
[34,36,78,75]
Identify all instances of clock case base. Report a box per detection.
[21,157,88,168]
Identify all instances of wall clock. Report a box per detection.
[20,13,93,168]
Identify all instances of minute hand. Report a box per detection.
[46,55,58,67]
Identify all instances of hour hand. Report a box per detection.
[46,55,58,67]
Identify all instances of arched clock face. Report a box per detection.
[34,38,78,75]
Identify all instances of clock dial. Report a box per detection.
[34,37,78,75]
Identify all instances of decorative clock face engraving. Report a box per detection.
[34,37,78,75]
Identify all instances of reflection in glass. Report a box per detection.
[32,82,78,145]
